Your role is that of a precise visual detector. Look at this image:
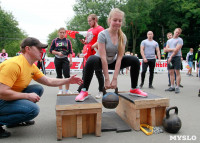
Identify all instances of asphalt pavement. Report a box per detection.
[1,72,200,143]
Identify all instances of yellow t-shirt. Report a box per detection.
[0,54,44,92]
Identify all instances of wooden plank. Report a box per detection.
[150,108,156,126]
[56,116,62,140]
[56,108,102,116]
[77,115,82,139]
[62,115,77,137]
[95,112,102,136]
[135,110,140,130]
[155,107,166,125]
[56,103,102,110]
[116,96,139,130]
[140,109,147,124]
[134,98,169,109]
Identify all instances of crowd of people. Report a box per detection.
[0,7,200,139]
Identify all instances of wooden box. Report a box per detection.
[116,93,169,131]
[56,95,102,140]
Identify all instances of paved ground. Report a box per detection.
[1,72,200,143]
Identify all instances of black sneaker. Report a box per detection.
[179,84,183,88]
[0,126,11,139]
[165,87,175,91]
[175,87,180,94]
[149,85,154,89]
[6,120,35,128]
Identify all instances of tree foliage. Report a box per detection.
[0,6,26,56]
[46,0,200,58]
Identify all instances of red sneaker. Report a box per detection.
[130,88,148,98]
[75,90,89,102]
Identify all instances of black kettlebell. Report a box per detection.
[102,88,119,109]
[163,106,182,133]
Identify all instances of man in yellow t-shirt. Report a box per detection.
[0,37,83,138]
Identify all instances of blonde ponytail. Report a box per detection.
[118,28,125,57]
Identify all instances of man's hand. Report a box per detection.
[168,57,172,64]
[27,93,40,103]
[69,75,83,85]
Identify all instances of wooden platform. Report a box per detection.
[116,93,169,131]
[56,95,102,140]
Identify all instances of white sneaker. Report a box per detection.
[66,90,73,94]
[95,92,103,99]
[58,90,63,94]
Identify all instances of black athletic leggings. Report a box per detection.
[141,59,156,86]
[54,57,70,78]
[81,55,140,91]
[78,61,104,92]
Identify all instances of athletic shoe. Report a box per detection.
[66,90,73,94]
[57,90,63,94]
[149,85,154,89]
[0,126,11,139]
[95,92,103,99]
[165,87,175,91]
[130,88,148,98]
[6,120,35,128]
[175,87,180,94]
[179,84,183,88]
[75,90,89,102]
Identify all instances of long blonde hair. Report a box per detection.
[107,8,125,57]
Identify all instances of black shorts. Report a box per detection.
[167,56,181,70]
[197,63,199,68]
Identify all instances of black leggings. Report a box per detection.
[81,55,140,91]
[78,62,104,92]
[141,59,156,85]
[54,57,70,78]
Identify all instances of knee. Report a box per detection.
[35,85,44,97]
[26,104,40,119]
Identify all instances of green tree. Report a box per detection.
[0,6,26,56]
[149,0,200,58]
[46,29,58,57]
[122,0,154,55]
[65,0,126,53]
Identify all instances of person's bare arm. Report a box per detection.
[0,83,40,102]
[36,75,83,87]
[140,45,148,63]
[168,44,183,63]
[156,47,161,61]
[98,42,110,89]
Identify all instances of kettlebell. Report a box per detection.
[102,88,119,109]
[163,106,182,133]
